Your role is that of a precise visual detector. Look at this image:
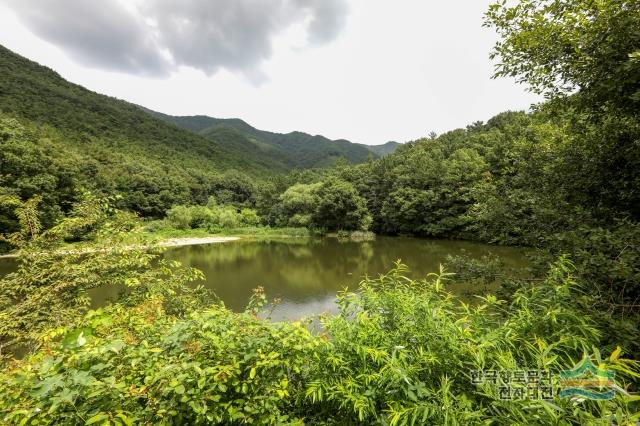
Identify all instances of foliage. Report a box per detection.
[485,0,640,112]
[310,178,371,231]
[0,299,316,425]
[0,196,208,355]
[279,183,322,228]
[2,262,639,425]
[303,261,639,425]
[275,179,371,231]
[534,220,640,356]
[0,118,78,248]
[164,203,262,232]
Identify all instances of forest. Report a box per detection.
[1,0,639,424]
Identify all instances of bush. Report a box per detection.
[304,260,639,424]
[188,205,215,229]
[163,204,263,231]
[240,208,260,226]
[166,205,192,230]
[0,300,317,425]
[216,206,240,229]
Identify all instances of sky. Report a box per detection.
[0,0,540,145]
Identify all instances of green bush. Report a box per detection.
[240,208,260,226]
[188,206,215,229]
[166,205,192,230]
[215,206,241,229]
[163,204,263,231]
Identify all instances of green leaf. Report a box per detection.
[86,413,109,425]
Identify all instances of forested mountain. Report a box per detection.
[0,43,392,236]
[147,110,383,168]
[0,44,286,225]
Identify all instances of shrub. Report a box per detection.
[0,300,317,425]
[188,205,215,229]
[166,205,192,230]
[304,260,639,424]
[240,208,260,226]
[163,204,263,231]
[216,206,241,229]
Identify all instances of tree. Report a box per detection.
[279,183,321,227]
[484,0,640,113]
[485,0,640,219]
[311,178,371,231]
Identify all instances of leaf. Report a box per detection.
[77,332,87,347]
[249,368,256,379]
[86,413,109,425]
[609,346,622,361]
[62,327,93,349]
[115,413,133,426]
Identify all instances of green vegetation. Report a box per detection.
[164,199,259,232]
[149,110,386,169]
[1,0,640,423]
[1,210,639,424]
[366,141,402,157]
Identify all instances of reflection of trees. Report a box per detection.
[157,237,529,312]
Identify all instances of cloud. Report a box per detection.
[7,0,349,80]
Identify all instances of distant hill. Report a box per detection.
[0,44,283,218]
[367,141,401,157]
[146,111,379,169]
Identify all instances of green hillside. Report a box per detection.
[0,44,281,223]
[367,141,401,157]
[148,110,379,169]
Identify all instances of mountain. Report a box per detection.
[0,44,283,219]
[146,111,379,169]
[0,44,394,224]
[367,141,401,157]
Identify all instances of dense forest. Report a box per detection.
[1,0,639,424]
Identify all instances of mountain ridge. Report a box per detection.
[144,110,400,169]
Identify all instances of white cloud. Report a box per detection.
[7,0,349,80]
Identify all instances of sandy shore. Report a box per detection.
[158,236,240,247]
[0,236,240,259]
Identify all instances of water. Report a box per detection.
[0,237,529,320]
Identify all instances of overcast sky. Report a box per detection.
[0,0,540,145]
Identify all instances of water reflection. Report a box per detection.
[163,237,529,319]
[0,237,530,320]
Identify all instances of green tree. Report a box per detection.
[279,182,321,227]
[485,0,640,112]
[311,178,371,231]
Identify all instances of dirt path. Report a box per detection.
[158,236,240,247]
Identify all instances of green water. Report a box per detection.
[0,237,529,320]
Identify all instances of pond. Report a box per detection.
[0,237,530,320]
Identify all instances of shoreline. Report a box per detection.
[0,236,241,259]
